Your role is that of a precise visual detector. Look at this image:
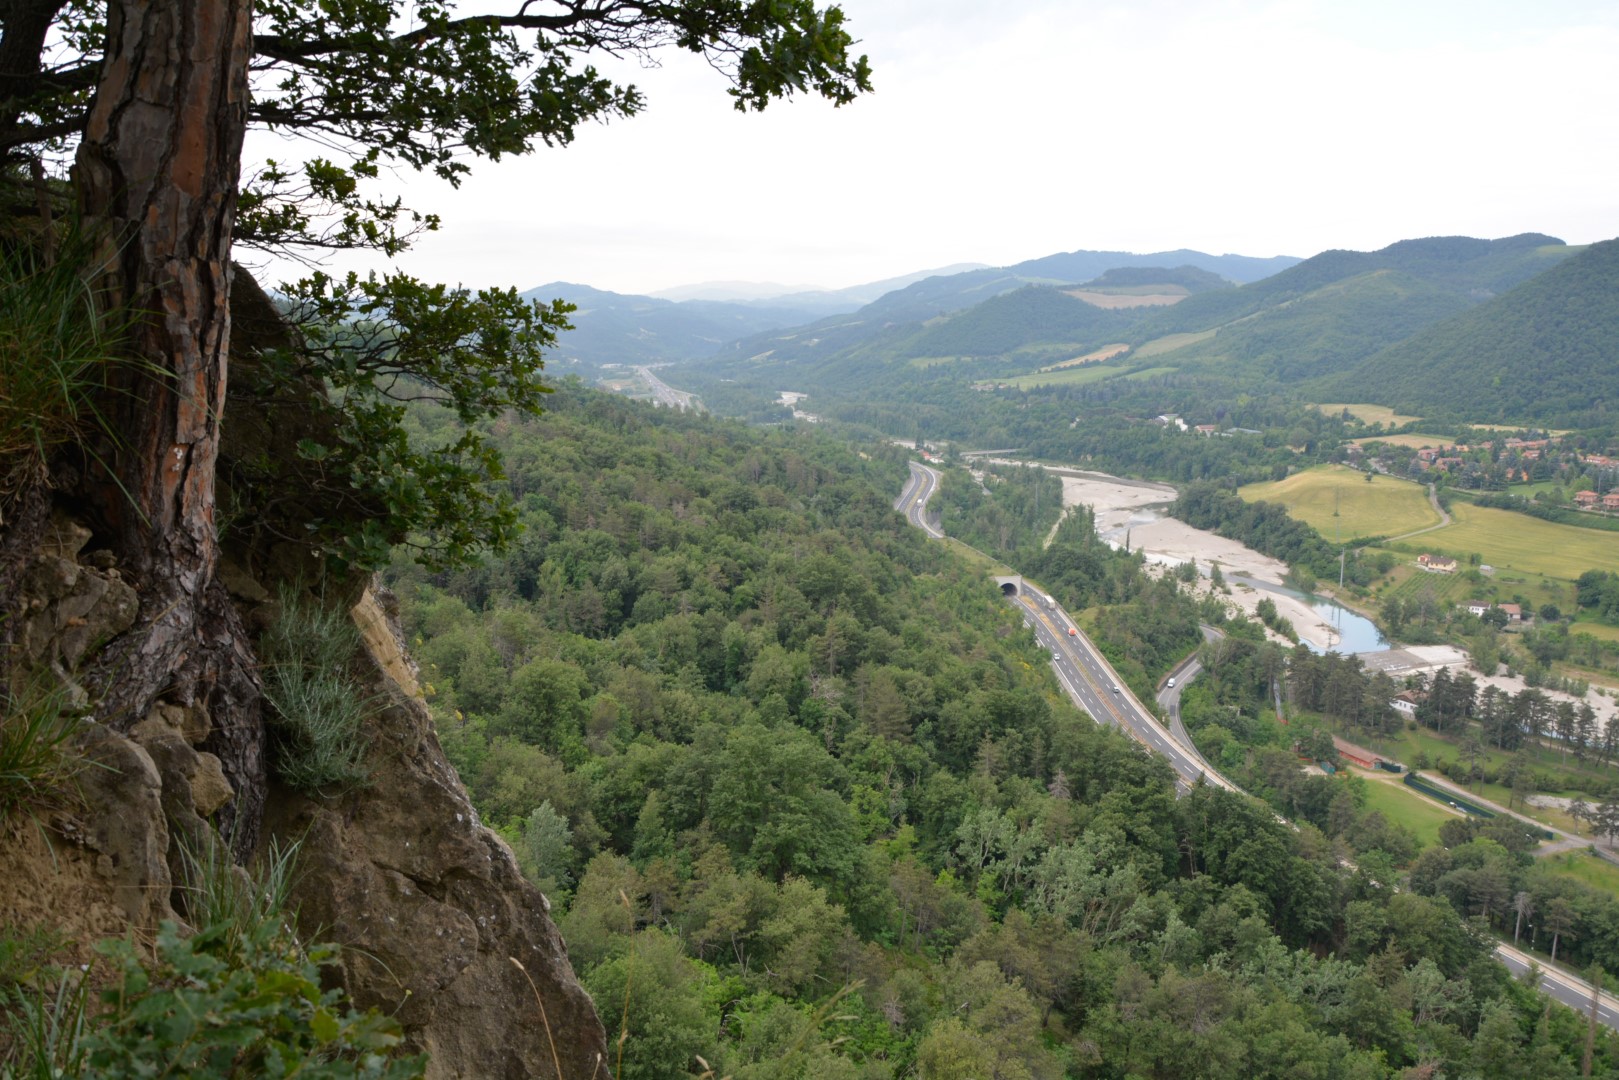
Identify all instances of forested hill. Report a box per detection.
[1109,233,1579,384]
[388,384,1619,1078]
[1007,246,1298,285]
[1316,236,1619,425]
[897,285,1138,359]
[521,282,833,368]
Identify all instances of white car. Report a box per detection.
[1167,678,1176,689]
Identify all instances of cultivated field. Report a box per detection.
[1238,465,1440,540]
[1350,432,1463,449]
[985,365,1125,390]
[1315,403,1424,427]
[1064,289,1188,309]
[1134,330,1215,357]
[1039,344,1130,371]
[1424,502,1619,582]
[1573,621,1619,644]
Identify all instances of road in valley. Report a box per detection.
[897,455,1619,1029]
[896,461,945,538]
[635,365,698,411]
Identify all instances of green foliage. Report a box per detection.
[2,836,424,1079]
[392,386,1619,1077]
[69,921,422,1078]
[259,589,377,792]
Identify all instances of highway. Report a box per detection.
[1495,940,1619,1027]
[635,365,698,411]
[895,461,945,538]
[1011,591,1232,794]
[896,455,1619,1029]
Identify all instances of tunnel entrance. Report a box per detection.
[994,575,1023,597]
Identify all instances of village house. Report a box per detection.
[1194,424,1219,436]
[1465,601,1490,617]
[1390,690,1426,716]
[1498,603,1522,621]
[1417,553,1458,573]
[1604,493,1619,512]
[1575,490,1601,508]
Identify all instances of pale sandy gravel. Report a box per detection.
[1034,469,1344,651]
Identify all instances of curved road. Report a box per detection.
[897,456,1619,1029]
[896,461,945,539]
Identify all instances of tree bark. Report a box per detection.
[75,0,264,858]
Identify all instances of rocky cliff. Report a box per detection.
[0,273,608,1076]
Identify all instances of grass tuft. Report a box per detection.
[260,587,379,793]
[0,682,85,820]
[0,236,121,506]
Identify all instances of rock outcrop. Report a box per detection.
[0,520,607,1076]
[261,589,608,1079]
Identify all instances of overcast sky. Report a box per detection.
[252,0,1619,297]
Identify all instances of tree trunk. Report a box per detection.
[74,0,264,858]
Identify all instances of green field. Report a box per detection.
[1239,465,1440,540]
[1541,851,1619,896]
[1573,620,1619,644]
[1315,403,1424,427]
[1424,502,1619,582]
[986,365,1124,390]
[1356,776,1458,847]
[1134,330,1215,358]
[1375,563,1473,607]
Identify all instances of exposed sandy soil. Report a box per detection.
[1042,469,1342,651]
[1041,344,1131,371]
[1063,290,1188,309]
[995,459,1619,734]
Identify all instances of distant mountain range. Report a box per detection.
[525,246,1302,368]
[536,233,1615,428]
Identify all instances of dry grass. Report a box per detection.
[1133,330,1215,357]
[1314,403,1424,427]
[1063,289,1188,309]
[1039,344,1130,371]
[1350,432,1461,449]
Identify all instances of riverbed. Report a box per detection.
[1033,467,1383,654]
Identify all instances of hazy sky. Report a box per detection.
[252,0,1619,297]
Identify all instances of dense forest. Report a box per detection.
[389,386,1619,1078]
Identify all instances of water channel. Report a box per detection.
[1228,574,1390,655]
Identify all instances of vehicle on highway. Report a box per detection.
[1067,627,1077,637]
[1043,594,1056,608]
[1111,684,1119,693]
[1167,678,1176,688]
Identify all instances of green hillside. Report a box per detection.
[1082,264,1232,292]
[1148,233,1571,339]
[900,284,1136,359]
[1136,269,1471,382]
[1317,237,1619,424]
